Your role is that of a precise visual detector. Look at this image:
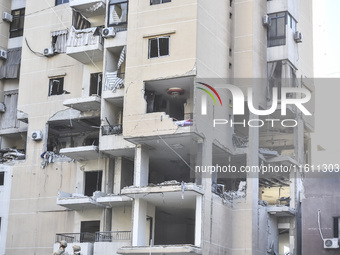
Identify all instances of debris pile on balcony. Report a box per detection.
[0,148,25,163]
[215,181,247,203]
[232,134,248,147]
[41,151,73,169]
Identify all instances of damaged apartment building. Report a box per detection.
[0,0,314,255]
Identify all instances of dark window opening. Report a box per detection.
[149,37,170,58]
[108,0,128,31]
[90,73,102,96]
[0,172,4,185]
[334,217,340,238]
[150,0,171,5]
[49,77,64,96]
[229,12,232,19]
[80,221,99,242]
[268,12,286,47]
[56,0,69,5]
[84,171,102,196]
[154,207,195,245]
[230,0,233,7]
[72,10,91,30]
[9,8,25,38]
[229,48,232,57]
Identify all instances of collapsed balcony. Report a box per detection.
[48,117,101,161]
[66,26,103,64]
[0,133,27,163]
[69,0,106,18]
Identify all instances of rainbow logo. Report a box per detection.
[196,82,222,106]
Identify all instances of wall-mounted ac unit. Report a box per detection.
[263,15,271,27]
[43,47,55,57]
[0,103,5,113]
[0,49,7,60]
[102,27,116,38]
[294,31,303,43]
[216,184,226,193]
[2,12,13,23]
[31,131,43,141]
[324,238,339,249]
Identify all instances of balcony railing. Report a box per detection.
[95,231,131,242]
[55,233,95,243]
[101,124,122,135]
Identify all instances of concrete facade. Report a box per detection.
[0,1,314,255]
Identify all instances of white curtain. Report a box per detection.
[52,29,68,53]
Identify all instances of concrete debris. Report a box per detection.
[259,200,269,207]
[259,148,279,158]
[181,181,186,199]
[232,134,248,147]
[175,119,193,127]
[158,180,180,186]
[41,151,73,169]
[217,181,247,203]
[0,148,25,163]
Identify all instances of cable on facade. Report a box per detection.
[25,37,45,57]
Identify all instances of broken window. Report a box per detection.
[10,8,25,38]
[80,221,99,242]
[90,73,103,96]
[108,0,128,31]
[84,171,102,196]
[150,0,171,5]
[149,36,170,58]
[0,172,4,185]
[49,77,64,96]
[268,12,286,47]
[56,0,69,6]
[51,30,68,53]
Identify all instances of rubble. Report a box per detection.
[0,148,25,163]
[41,151,73,169]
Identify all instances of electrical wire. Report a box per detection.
[25,37,45,57]
[318,210,325,240]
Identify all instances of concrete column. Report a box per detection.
[195,194,202,247]
[134,145,149,187]
[113,157,123,194]
[104,158,114,194]
[103,208,112,232]
[132,198,147,246]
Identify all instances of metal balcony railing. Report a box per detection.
[101,124,122,136]
[55,232,95,243]
[95,231,131,242]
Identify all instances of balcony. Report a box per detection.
[99,124,135,157]
[66,26,103,64]
[102,72,125,102]
[118,245,202,255]
[57,191,106,210]
[96,195,133,207]
[69,0,106,18]
[60,145,99,161]
[63,95,101,112]
[54,233,94,255]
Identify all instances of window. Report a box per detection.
[90,73,103,96]
[49,77,64,96]
[268,12,286,47]
[56,0,69,5]
[287,13,297,32]
[149,36,170,58]
[150,0,171,5]
[9,9,25,38]
[84,171,102,196]
[80,221,99,242]
[0,172,4,185]
[51,30,68,53]
[108,0,128,31]
[334,217,340,238]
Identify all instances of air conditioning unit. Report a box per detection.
[216,184,226,194]
[0,103,5,113]
[31,131,43,141]
[263,15,271,27]
[0,49,7,60]
[294,31,303,43]
[43,47,55,57]
[324,238,339,249]
[2,12,13,23]
[102,27,116,38]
